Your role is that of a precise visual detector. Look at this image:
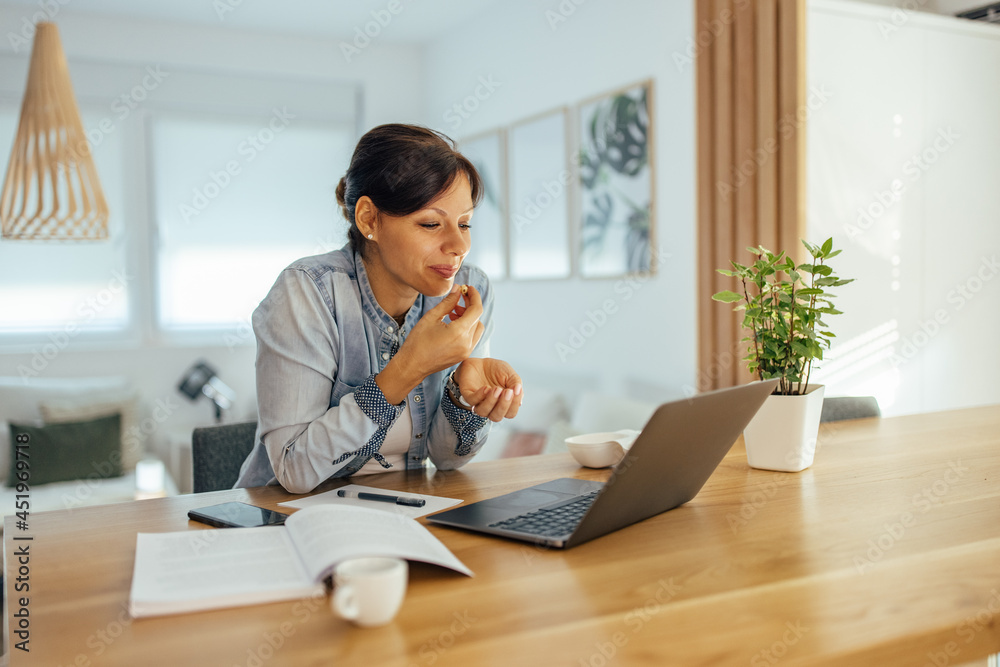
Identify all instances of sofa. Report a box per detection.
[0,376,177,532]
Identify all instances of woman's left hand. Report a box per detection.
[453,358,523,422]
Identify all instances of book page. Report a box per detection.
[129,527,323,617]
[284,505,473,581]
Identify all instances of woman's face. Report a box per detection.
[368,173,474,301]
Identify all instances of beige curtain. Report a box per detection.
[696,0,806,390]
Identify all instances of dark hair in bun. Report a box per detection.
[336,124,483,256]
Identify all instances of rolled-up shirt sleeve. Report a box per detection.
[439,395,489,455]
[253,268,391,493]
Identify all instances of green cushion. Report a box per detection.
[7,413,122,487]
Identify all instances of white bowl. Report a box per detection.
[565,430,639,468]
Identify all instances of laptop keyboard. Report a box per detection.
[489,490,601,537]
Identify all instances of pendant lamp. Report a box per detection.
[0,22,109,240]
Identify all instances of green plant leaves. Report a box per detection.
[712,238,851,395]
[712,290,743,303]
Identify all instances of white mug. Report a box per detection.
[332,557,408,627]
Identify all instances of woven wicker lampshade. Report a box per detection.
[0,22,109,241]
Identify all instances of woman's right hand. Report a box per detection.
[376,285,485,404]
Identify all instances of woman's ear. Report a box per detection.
[355,196,378,240]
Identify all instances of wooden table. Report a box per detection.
[5,406,1000,666]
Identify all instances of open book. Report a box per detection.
[129,504,472,618]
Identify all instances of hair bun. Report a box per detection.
[335,176,350,221]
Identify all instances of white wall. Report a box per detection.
[852,0,990,15]
[0,5,426,472]
[421,0,698,404]
[806,0,1000,415]
[0,6,425,126]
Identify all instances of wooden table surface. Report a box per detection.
[5,405,1000,666]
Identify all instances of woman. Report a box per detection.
[235,124,522,493]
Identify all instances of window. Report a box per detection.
[0,54,359,346]
[0,105,131,338]
[150,113,352,331]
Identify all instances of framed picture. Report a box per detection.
[507,108,572,280]
[458,129,507,280]
[576,80,655,278]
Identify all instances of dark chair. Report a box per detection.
[820,396,881,423]
[191,421,258,492]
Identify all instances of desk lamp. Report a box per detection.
[177,361,236,423]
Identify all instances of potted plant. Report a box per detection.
[712,238,853,472]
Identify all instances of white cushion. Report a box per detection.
[569,392,659,434]
[543,394,658,456]
[475,423,511,462]
[543,419,584,455]
[507,386,570,433]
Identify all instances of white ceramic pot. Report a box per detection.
[743,384,825,472]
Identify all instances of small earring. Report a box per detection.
[367,234,373,239]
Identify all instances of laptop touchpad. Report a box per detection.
[482,489,572,509]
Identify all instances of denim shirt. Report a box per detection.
[234,245,492,493]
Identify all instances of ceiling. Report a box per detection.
[2,0,990,46]
[0,0,504,42]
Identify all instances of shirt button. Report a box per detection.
[381,352,390,360]
[415,433,423,439]
[414,395,422,402]
[386,326,393,333]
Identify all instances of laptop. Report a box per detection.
[427,379,779,548]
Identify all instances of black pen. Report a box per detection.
[337,489,426,507]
